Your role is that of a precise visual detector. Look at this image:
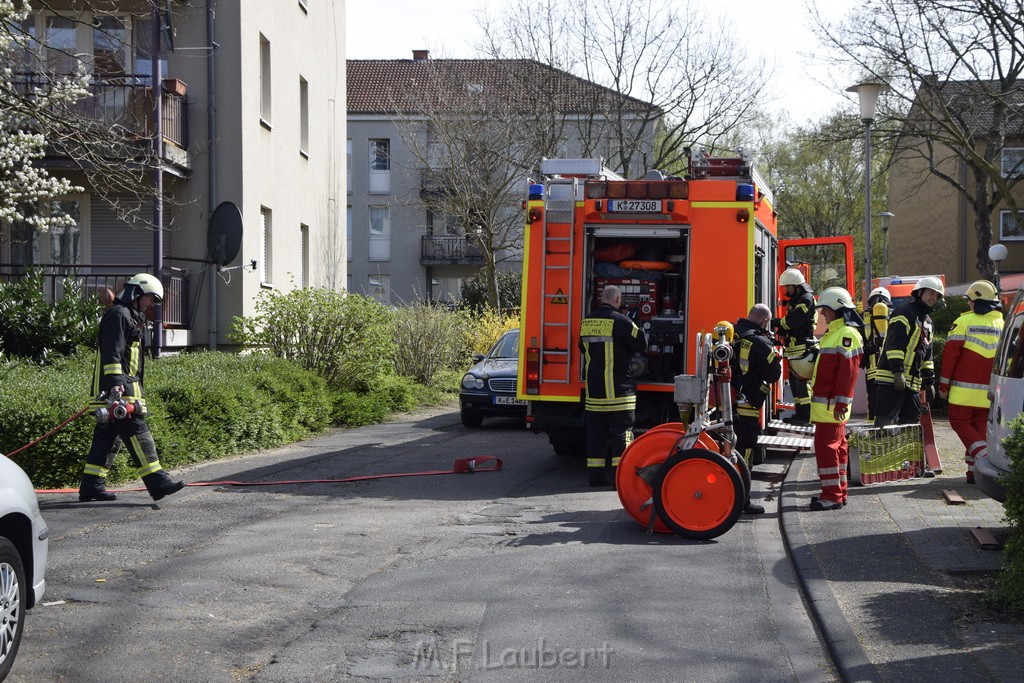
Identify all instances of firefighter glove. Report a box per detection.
[925,384,936,404]
[893,373,907,392]
[771,317,783,329]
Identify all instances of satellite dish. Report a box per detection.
[208,201,243,266]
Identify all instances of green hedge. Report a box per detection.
[992,413,1024,613]
[0,350,332,489]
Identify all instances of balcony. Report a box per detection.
[12,72,191,173]
[421,236,485,266]
[0,264,190,329]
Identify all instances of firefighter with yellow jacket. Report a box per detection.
[773,268,818,426]
[809,287,864,510]
[579,285,648,487]
[938,280,1004,483]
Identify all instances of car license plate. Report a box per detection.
[494,396,526,405]
[608,199,661,213]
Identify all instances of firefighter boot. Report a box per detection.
[143,471,186,501]
[785,405,811,427]
[79,474,117,502]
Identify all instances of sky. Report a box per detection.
[345,0,859,126]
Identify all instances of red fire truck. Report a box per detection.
[517,150,854,454]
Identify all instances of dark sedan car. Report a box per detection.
[459,329,526,427]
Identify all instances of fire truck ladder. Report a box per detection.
[538,178,578,383]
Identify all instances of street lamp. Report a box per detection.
[877,211,894,276]
[990,243,1008,300]
[848,80,891,304]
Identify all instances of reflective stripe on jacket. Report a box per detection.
[90,301,148,411]
[779,289,818,358]
[875,298,931,389]
[579,304,648,412]
[732,317,782,411]
[939,309,1003,408]
[810,318,863,424]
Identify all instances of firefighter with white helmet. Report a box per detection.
[873,276,944,428]
[78,273,186,502]
[938,279,1004,483]
[772,267,818,426]
[861,286,893,420]
[807,287,864,510]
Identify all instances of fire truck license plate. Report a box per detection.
[608,199,661,213]
[494,396,527,405]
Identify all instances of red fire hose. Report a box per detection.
[2,406,503,494]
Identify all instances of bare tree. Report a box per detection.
[387,60,558,309]
[813,0,1024,279]
[475,0,772,176]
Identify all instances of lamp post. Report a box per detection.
[878,211,894,276]
[990,243,1008,300]
[848,80,890,305]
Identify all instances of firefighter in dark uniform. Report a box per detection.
[78,274,186,502]
[773,268,818,426]
[731,304,782,515]
[861,286,893,421]
[873,276,944,427]
[579,284,648,487]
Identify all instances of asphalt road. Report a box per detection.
[12,407,835,682]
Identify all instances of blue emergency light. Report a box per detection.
[529,184,544,200]
[736,183,755,201]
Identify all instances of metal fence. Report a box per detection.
[0,264,189,328]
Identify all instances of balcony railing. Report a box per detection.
[420,236,485,265]
[0,264,190,328]
[12,72,188,151]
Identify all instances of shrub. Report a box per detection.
[230,288,396,392]
[991,412,1024,612]
[458,270,522,313]
[330,374,420,427]
[0,269,102,363]
[393,303,470,383]
[0,350,332,489]
[464,308,519,356]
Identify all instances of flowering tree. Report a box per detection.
[0,0,83,236]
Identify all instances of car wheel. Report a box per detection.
[0,536,26,681]
[461,408,484,428]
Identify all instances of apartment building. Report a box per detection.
[346,51,657,306]
[3,1,346,350]
[886,79,1024,287]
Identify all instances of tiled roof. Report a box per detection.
[910,77,1024,136]
[347,57,656,115]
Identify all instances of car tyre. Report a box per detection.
[0,536,27,681]
[461,408,484,428]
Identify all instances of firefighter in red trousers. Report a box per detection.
[938,280,1004,484]
[808,287,864,511]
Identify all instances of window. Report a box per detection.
[369,206,390,261]
[259,34,272,125]
[92,15,127,76]
[14,14,38,73]
[346,139,352,193]
[300,223,309,287]
[44,15,77,75]
[346,206,353,261]
[132,16,167,78]
[1001,210,1024,241]
[299,76,309,155]
[431,276,462,304]
[260,207,273,285]
[1003,147,1024,178]
[49,200,81,265]
[368,274,390,303]
[369,139,390,193]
